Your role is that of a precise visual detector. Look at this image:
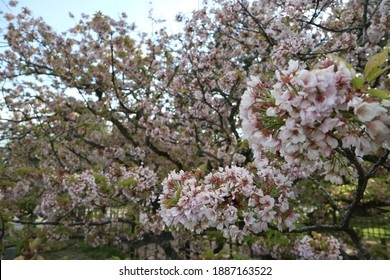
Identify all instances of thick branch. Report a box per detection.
[145,136,183,170]
[342,151,389,227]
[300,20,366,33]
[271,224,343,234]
[110,115,137,147]
[344,226,371,259]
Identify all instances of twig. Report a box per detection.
[309,177,344,215]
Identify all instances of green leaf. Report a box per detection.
[329,55,354,70]
[162,187,182,206]
[118,176,137,187]
[162,197,179,206]
[364,49,389,83]
[351,77,364,90]
[365,65,390,83]
[367,88,390,99]
[200,249,215,259]
[175,187,182,201]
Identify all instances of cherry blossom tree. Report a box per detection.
[0,0,389,259]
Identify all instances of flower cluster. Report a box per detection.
[64,171,109,210]
[106,165,158,207]
[159,166,299,239]
[240,58,390,185]
[34,165,163,240]
[293,233,343,260]
[251,240,295,260]
[251,233,343,260]
[106,165,164,235]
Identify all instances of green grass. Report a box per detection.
[41,241,128,260]
[358,227,390,239]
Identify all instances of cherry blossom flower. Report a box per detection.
[159,166,299,238]
[240,57,390,187]
[293,234,343,260]
[354,102,386,122]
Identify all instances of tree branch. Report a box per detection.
[237,0,275,47]
[309,177,344,214]
[145,136,183,170]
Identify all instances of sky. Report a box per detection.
[1,0,201,33]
